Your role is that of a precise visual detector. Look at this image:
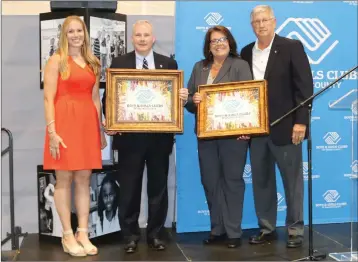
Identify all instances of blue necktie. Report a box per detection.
[142,58,149,69]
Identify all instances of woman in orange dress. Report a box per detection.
[43,15,106,257]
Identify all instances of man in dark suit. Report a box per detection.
[240,5,313,248]
[102,20,188,253]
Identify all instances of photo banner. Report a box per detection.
[175,1,358,233]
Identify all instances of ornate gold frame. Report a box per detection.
[197,80,269,138]
[106,69,184,133]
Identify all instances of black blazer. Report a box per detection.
[185,56,253,134]
[102,51,178,153]
[240,34,313,146]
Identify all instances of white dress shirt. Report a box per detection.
[252,35,275,80]
[135,50,155,69]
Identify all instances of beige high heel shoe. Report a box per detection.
[75,228,98,256]
[61,230,87,257]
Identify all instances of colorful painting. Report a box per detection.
[205,88,260,131]
[197,80,268,138]
[106,69,183,133]
[115,79,173,122]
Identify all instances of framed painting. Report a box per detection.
[197,80,269,138]
[105,69,184,133]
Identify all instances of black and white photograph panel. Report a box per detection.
[90,16,126,82]
[88,174,99,239]
[95,172,121,237]
[38,172,63,237]
[40,17,84,82]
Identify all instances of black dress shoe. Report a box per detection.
[203,234,227,245]
[249,231,277,244]
[124,240,138,253]
[227,238,241,248]
[147,238,166,251]
[286,235,303,248]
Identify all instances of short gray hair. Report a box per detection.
[250,5,275,21]
[132,20,154,34]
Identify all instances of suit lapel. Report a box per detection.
[213,56,233,84]
[264,35,280,79]
[246,44,254,76]
[128,51,136,69]
[153,52,164,69]
[200,64,211,85]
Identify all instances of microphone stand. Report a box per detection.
[270,65,358,261]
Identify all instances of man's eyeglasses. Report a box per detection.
[210,37,228,45]
[251,18,274,26]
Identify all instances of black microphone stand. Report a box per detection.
[270,65,358,261]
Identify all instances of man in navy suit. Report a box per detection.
[102,20,188,253]
[241,5,313,248]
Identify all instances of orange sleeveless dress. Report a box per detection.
[43,57,102,170]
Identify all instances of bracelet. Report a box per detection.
[48,130,56,135]
[47,120,55,126]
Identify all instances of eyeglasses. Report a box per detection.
[251,18,274,26]
[210,37,228,45]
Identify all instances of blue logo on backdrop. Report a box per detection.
[175,1,357,233]
[196,11,232,32]
[277,193,287,212]
[276,18,339,65]
[352,100,358,116]
[204,12,224,26]
[323,132,341,145]
[343,1,358,6]
[352,161,358,173]
[243,164,252,184]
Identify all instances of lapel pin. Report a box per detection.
[274,50,277,53]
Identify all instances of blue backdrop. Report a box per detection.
[175,1,358,233]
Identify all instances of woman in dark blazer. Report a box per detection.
[185,26,253,248]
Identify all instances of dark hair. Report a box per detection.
[97,174,120,232]
[203,25,239,67]
[101,38,106,47]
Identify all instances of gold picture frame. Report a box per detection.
[197,80,269,138]
[106,68,184,133]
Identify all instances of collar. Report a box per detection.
[254,34,275,51]
[135,49,154,61]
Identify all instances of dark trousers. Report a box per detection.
[116,141,170,241]
[198,138,248,238]
[249,136,304,236]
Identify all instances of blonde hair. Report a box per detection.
[56,15,100,80]
[250,5,275,22]
[132,20,154,35]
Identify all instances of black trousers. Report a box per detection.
[115,137,170,241]
[249,136,304,236]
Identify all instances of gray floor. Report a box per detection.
[3,223,356,261]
